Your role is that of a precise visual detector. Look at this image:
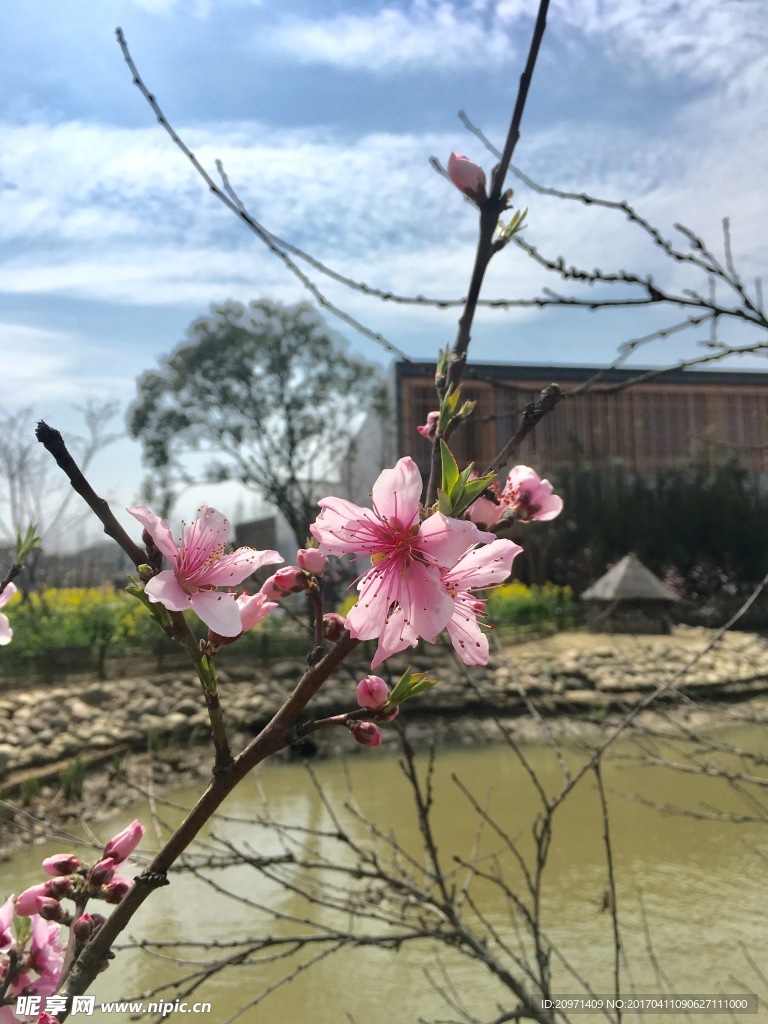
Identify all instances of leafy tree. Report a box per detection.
[128,299,386,547]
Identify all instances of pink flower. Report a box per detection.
[447,152,487,203]
[351,722,382,747]
[103,818,145,863]
[356,675,389,709]
[41,854,83,877]
[0,582,16,646]
[501,466,563,522]
[236,591,277,632]
[311,458,492,667]
[26,916,63,997]
[37,1015,60,1024]
[441,538,522,665]
[128,505,282,636]
[297,548,327,575]
[416,411,439,442]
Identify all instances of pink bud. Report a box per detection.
[260,567,306,600]
[15,882,52,916]
[356,674,389,709]
[102,877,133,904]
[42,853,84,877]
[416,410,439,442]
[447,152,487,203]
[37,1014,61,1024]
[46,876,74,899]
[351,722,383,747]
[103,819,145,864]
[38,898,63,922]
[236,591,278,633]
[90,912,107,929]
[323,613,346,642]
[89,857,116,885]
[297,548,327,575]
[73,913,95,941]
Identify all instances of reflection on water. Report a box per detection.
[2,727,767,1023]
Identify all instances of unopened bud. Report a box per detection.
[42,853,84,877]
[103,819,145,864]
[351,721,383,747]
[46,876,74,899]
[260,567,307,599]
[375,705,400,723]
[297,548,327,575]
[323,613,346,642]
[356,675,389,709]
[90,912,107,930]
[89,857,116,886]
[447,152,487,203]
[73,913,95,941]
[103,877,133,904]
[39,898,63,921]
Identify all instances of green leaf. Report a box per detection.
[451,472,497,517]
[15,524,40,563]
[387,667,438,706]
[436,488,453,516]
[440,439,460,496]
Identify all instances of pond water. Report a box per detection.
[2,726,767,1023]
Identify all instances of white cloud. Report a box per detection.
[265,1,514,71]
[263,0,768,93]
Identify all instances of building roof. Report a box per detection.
[581,553,680,603]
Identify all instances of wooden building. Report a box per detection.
[389,362,768,481]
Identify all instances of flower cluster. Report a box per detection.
[311,457,523,668]
[1,821,144,1023]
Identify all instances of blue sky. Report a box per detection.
[2,0,768,548]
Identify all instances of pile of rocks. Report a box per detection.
[2,627,768,790]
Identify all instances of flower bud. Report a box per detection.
[37,1014,61,1024]
[416,410,439,442]
[103,819,145,864]
[297,548,327,575]
[89,857,116,886]
[260,566,307,600]
[375,705,400,723]
[351,722,383,747]
[90,912,107,930]
[15,882,52,916]
[447,152,487,203]
[73,913,95,941]
[102,877,133,904]
[42,853,84,877]
[38,897,63,921]
[356,674,389,709]
[46,876,74,899]
[322,613,346,642]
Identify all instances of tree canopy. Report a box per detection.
[128,299,385,547]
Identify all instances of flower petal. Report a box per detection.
[370,457,422,529]
[399,562,455,643]
[0,581,16,610]
[189,590,243,636]
[442,539,521,592]
[144,570,193,612]
[447,593,489,665]
[127,506,179,564]
[416,513,493,568]
[201,547,282,587]
[311,499,382,556]
[370,606,419,669]
[0,613,12,646]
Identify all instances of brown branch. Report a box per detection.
[425,0,550,505]
[35,421,147,567]
[484,384,562,476]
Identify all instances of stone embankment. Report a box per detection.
[2,627,768,793]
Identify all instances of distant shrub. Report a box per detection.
[485,581,574,627]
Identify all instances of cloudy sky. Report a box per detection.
[2,0,768,546]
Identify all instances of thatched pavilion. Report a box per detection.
[581,553,680,634]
